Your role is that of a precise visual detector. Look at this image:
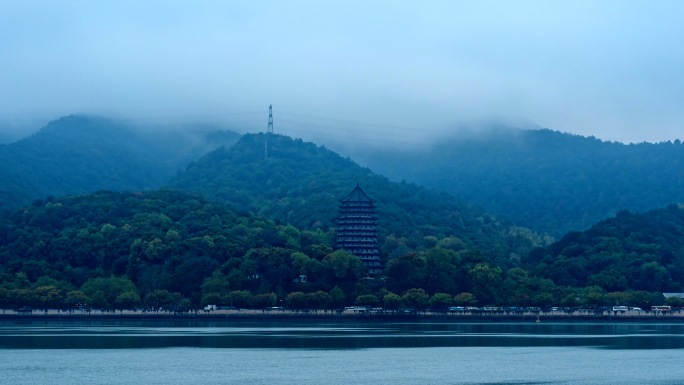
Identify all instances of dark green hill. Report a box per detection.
[0,190,338,308]
[0,115,240,212]
[0,189,670,310]
[525,204,684,293]
[169,133,549,266]
[0,189,511,310]
[347,128,684,237]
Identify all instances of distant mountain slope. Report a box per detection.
[169,133,550,265]
[0,115,240,212]
[525,204,684,293]
[0,124,31,144]
[348,128,684,237]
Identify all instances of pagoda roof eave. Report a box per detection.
[339,183,375,203]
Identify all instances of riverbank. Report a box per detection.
[2,308,683,323]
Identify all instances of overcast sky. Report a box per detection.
[1,1,683,144]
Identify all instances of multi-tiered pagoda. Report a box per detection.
[335,184,383,275]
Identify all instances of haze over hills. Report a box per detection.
[345,127,684,237]
[2,115,684,308]
[0,130,557,310]
[169,133,548,266]
[4,114,684,243]
[0,115,549,265]
[0,123,34,144]
[3,1,684,313]
[0,115,240,213]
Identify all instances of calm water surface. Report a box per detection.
[1,320,683,385]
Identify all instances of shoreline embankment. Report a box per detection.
[1,308,683,323]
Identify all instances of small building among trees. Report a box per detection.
[335,184,383,275]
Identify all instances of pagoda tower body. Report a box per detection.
[335,184,383,275]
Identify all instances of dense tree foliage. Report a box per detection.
[0,190,670,311]
[170,133,548,267]
[0,190,348,309]
[0,115,240,213]
[526,204,684,295]
[348,127,684,237]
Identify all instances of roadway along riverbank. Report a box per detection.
[1,308,683,323]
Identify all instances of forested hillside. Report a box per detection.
[0,115,240,213]
[2,123,680,312]
[0,190,546,310]
[526,204,684,294]
[170,133,550,267]
[348,128,684,237]
[0,190,334,309]
[0,190,670,311]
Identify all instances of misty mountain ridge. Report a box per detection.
[0,127,29,145]
[3,114,684,297]
[0,115,240,212]
[3,113,684,243]
[346,127,684,237]
[169,132,548,266]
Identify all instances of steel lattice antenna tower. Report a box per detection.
[268,104,274,134]
[265,104,273,159]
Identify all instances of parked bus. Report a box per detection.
[651,305,671,312]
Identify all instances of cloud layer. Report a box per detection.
[2,1,683,144]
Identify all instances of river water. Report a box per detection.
[1,319,683,385]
